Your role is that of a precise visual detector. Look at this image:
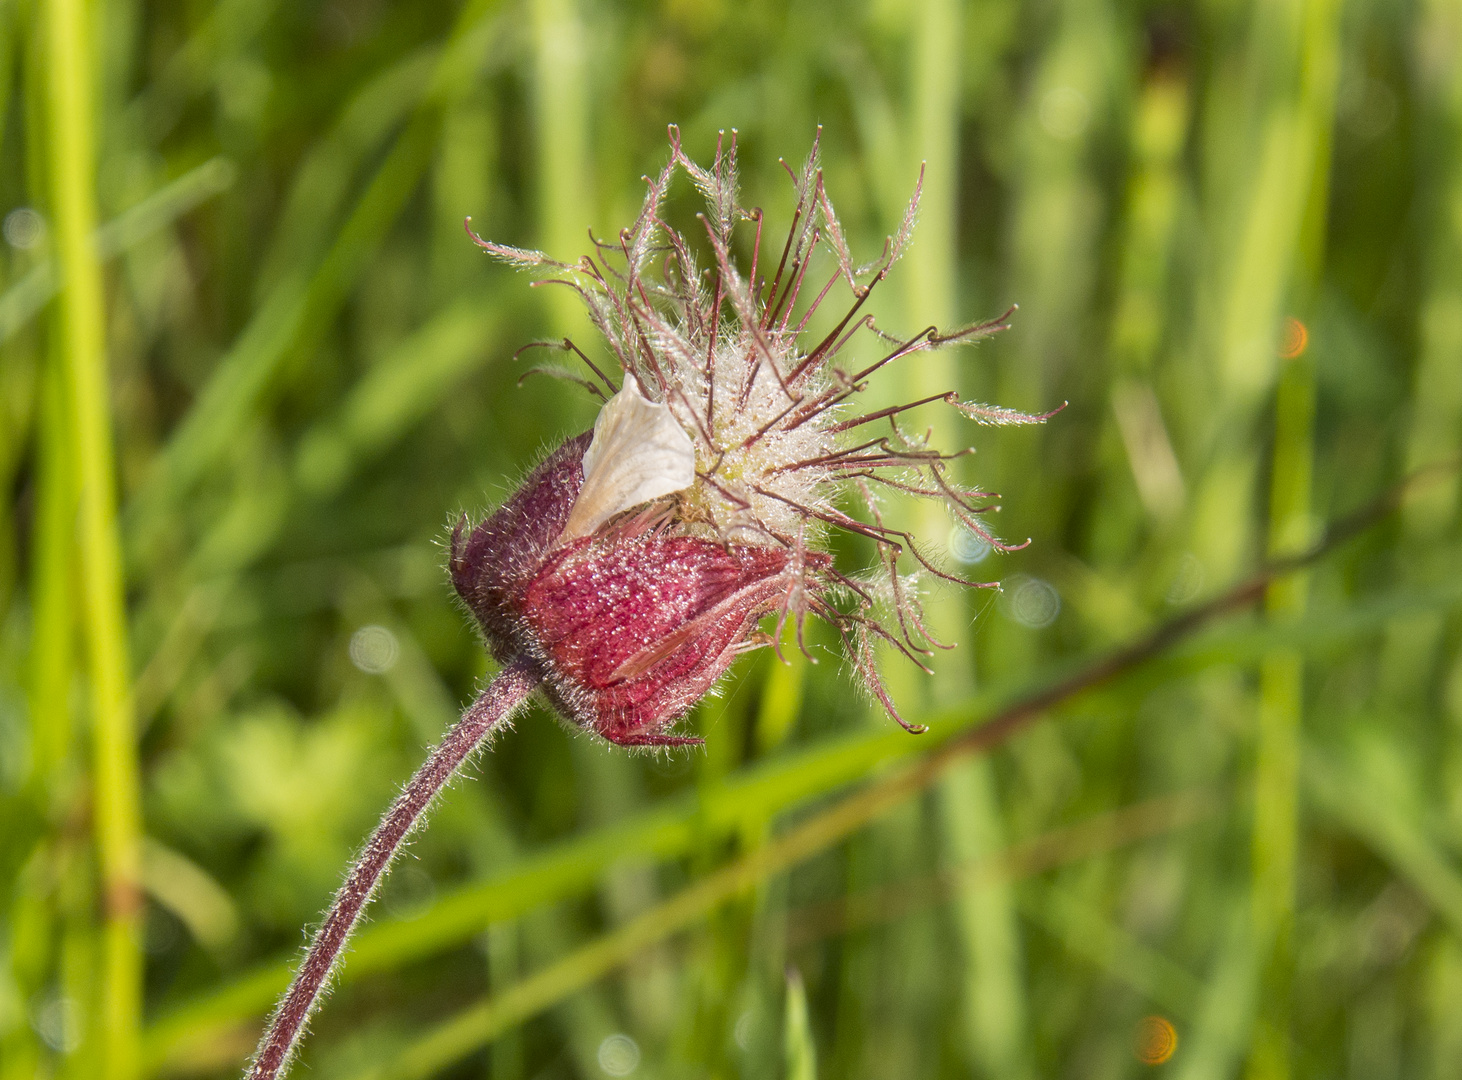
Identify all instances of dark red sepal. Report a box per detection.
[523,536,797,745]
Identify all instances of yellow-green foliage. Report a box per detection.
[1,0,1460,1078]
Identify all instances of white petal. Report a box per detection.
[561,376,696,541]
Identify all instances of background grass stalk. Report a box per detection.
[904,3,1041,1073]
[783,968,817,1080]
[1401,26,1462,1067]
[1380,0,1462,754]
[531,0,590,337]
[1249,358,1313,1080]
[1249,0,1339,1074]
[43,0,143,1073]
[26,356,75,796]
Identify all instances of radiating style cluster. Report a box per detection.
[452,128,1056,745]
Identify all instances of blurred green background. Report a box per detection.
[4,0,1462,1078]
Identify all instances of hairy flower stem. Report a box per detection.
[246,659,542,1080]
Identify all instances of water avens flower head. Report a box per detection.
[245,129,1055,1080]
[454,127,1057,743]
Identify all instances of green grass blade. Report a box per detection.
[783,967,816,1080]
[529,0,590,336]
[939,758,1031,1080]
[44,0,142,1072]
[1249,3,1340,1075]
[25,355,75,788]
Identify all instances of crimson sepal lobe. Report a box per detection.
[449,433,590,662]
[524,536,794,745]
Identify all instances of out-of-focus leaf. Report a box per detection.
[1306,740,1462,934]
[0,157,236,344]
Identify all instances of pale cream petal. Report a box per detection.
[561,377,695,541]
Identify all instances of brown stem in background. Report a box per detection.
[245,659,541,1080]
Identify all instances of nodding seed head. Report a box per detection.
[451,127,1059,747]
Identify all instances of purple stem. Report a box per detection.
[245,658,541,1080]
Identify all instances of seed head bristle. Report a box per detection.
[468,126,1059,723]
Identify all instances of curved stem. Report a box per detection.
[246,659,541,1080]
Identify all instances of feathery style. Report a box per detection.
[452,128,1058,744]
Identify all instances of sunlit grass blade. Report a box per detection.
[1249,3,1340,1075]
[44,0,143,1072]
[939,759,1031,1079]
[908,0,1040,1070]
[530,0,590,336]
[783,967,816,1080]
[24,356,74,791]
